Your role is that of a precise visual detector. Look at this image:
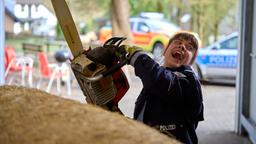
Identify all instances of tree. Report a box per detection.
[165,0,187,25]
[129,0,168,16]
[188,0,210,46]
[45,0,238,46]
[43,0,110,31]
[207,0,237,42]
[111,0,132,43]
[188,0,238,45]
[44,0,132,43]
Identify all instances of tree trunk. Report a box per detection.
[176,8,181,26]
[213,2,219,42]
[111,0,133,44]
[213,22,219,42]
[156,0,163,12]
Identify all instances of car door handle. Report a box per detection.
[250,53,256,59]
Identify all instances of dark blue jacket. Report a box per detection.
[131,52,204,144]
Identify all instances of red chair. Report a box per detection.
[4,46,34,87]
[37,52,71,95]
[5,46,21,71]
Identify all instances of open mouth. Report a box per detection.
[172,51,183,61]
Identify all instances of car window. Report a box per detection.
[130,22,134,30]
[211,46,218,50]
[219,37,238,50]
[137,22,149,33]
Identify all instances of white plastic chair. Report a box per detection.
[5,47,34,87]
[37,52,71,95]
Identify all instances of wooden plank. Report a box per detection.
[22,43,43,59]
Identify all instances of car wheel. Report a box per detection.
[192,63,209,84]
[152,42,164,62]
[192,63,203,79]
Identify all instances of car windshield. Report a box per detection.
[146,20,180,32]
[219,37,238,50]
[103,22,134,30]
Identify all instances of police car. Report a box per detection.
[194,32,238,84]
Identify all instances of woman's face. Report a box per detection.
[163,38,196,68]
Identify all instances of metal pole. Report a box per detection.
[0,0,5,85]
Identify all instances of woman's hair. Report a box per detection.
[165,32,199,64]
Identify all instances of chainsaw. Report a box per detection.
[51,0,129,112]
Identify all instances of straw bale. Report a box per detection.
[0,85,180,144]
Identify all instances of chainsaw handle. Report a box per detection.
[102,60,127,77]
[84,74,103,82]
[83,60,127,82]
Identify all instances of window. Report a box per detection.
[219,37,238,50]
[137,22,149,33]
[130,22,134,30]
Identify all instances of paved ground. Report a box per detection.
[7,66,252,144]
[197,84,251,144]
